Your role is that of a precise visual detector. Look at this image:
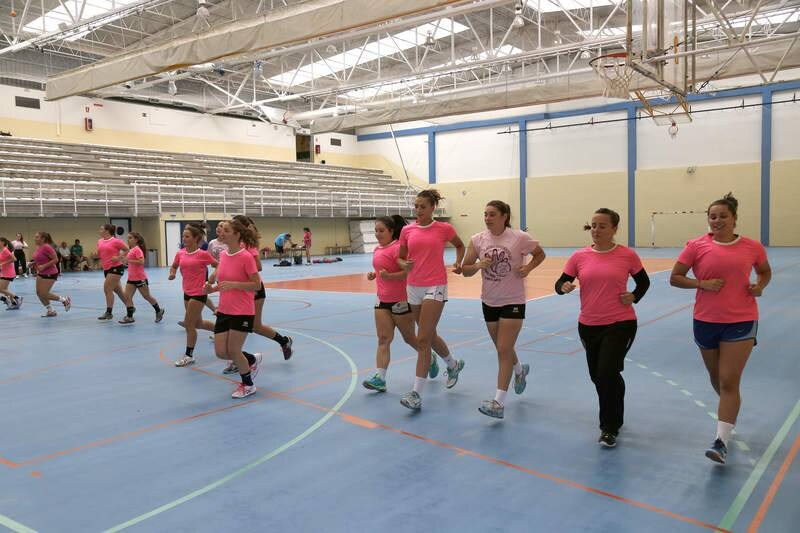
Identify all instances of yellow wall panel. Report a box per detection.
[770,160,800,246]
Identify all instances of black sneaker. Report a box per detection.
[705,438,727,464]
[98,312,113,321]
[598,431,617,448]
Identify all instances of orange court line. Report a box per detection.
[264,257,676,300]
[746,434,800,533]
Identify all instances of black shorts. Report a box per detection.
[214,312,255,334]
[482,303,526,322]
[38,273,59,281]
[127,279,149,288]
[0,277,14,282]
[254,285,266,300]
[183,293,208,303]
[275,244,285,254]
[375,301,411,315]
[104,266,125,277]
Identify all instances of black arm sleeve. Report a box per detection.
[555,272,576,295]
[631,268,650,303]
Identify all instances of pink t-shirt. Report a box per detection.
[97,237,126,270]
[33,244,59,276]
[126,246,146,281]
[0,248,16,278]
[217,249,259,316]
[677,234,767,323]
[173,248,216,296]
[563,245,644,326]
[398,221,457,286]
[303,231,312,247]
[471,228,539,307]
[373,241,407,303]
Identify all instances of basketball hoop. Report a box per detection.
[590,52,635,100]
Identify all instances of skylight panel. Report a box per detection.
[23,0,138,35]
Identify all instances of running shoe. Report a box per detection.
[98,312,113,321]
[514,363,530,395]
[281,337,294,361]
[155,308,165,323]
[478,399,504,419]
[174,355,195,367]
[249,352,263,380]
[705,438,727,464]
[445,359,465,389]
[232,383,257,399]
[62,296,71,312]
[41,309,57,318]
[598,431,617,448]
[177,320,185,328]
[118,316,135,325]
[7,296,22,310]
[363,374,387,392]
[400,390,422,410]
[222,362,238,374]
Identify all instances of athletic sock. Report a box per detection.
[413,376,426,394]
[242,351,256,365]
[440,353,457,369]
[716,421,735,446]
[494,389,507,406]
[152,303,161,313]
[185,346,195,357]
[377,368,387,380]
[272,332,289,346]
[241,372,254,386]
[513,362,523,375]
[106,307,112,315]
[126,306,135,318]
[46,305,53,312]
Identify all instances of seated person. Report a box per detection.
[57,241,71,272]
[274,233,294,261]
[70,239,85,271]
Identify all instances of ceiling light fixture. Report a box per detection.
[424,31,436,49]
[512,1,525,28]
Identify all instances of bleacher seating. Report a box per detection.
[0,137,434,219]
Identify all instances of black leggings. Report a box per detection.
[578,320,638,435]
[13,250,27,275]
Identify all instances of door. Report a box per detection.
[165,221,182,267]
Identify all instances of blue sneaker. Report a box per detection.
[428,352,440,379]
[705,438,727,464]
[514,363,530,394]
[478,399,504,419]
[445,359,465,389]
[400,390,422,410]
[363,373,387,392]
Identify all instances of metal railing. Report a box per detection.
[0,177,425,219]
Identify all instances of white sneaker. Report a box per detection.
[174,355,195,367]
[232,383,257,399]
[41,309,57,318]
[62,296,71,312]
[249,352,263,380]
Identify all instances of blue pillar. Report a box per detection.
[519,120,528,230]
[760,89,772,246]
[427,131,436,184]
[627,105,637,247]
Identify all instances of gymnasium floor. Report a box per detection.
[0,248,797,533]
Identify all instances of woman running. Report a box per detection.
[170,223,217,367]
[363,215,419,393]
[29,232,71,317]
[555,208,650,447]
[11,233,28,277]
[219,215,292,374]
[0,238,21,309]
[206,219,263,399]
[397,189,466,411]
[96,224,135,324]
[123,232,164,323]
[461,201,546,419]
[207,221,228,261]
[669,193,771,464]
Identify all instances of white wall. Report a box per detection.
[772,89,800,161]
[313,132,359,155]
[436,126,520,182]
[358,135,429,183]
[637,96,762,169]
[528,111,628,177]
[0,85,296,150]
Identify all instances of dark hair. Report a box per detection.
[36,231,54,245]
[128,231,146,252]
[233,215,260,243]
[16,233,23,242]
[74,239,80,244]
[0,237,10,250]
[486,200,512,228]
[708,192,738,218]
[583,208,620,230]
[226,219,258,248]
[416,189,443,207]
[101,223,116,236]
[376,215,409,240]
[184,222,207,242]
[303,227,310,232]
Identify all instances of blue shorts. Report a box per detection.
[693,319,758,350]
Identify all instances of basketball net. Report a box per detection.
[590,53,635,100]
